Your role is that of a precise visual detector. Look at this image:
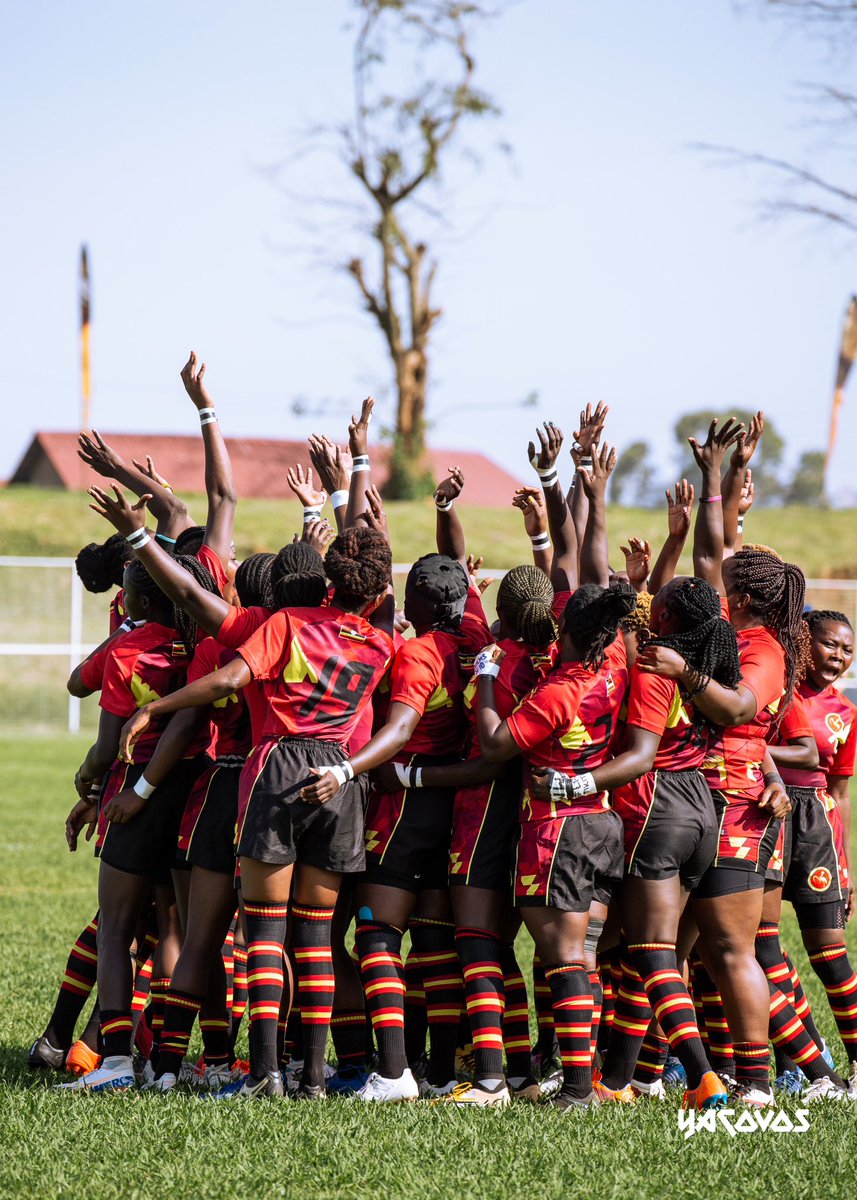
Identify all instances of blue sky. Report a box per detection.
[3,0,855,503]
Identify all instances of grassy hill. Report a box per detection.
[2,486,857,578]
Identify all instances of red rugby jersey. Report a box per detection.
[779,683,857,788]
[625,667,707,771]
[387,588,490,758]
[215,604,273,743]
[99,621,204,763]
[238,606,394,745]
[702,625,785,795]
[108,589,127,634]
[188,636,252,759]
[463,638,557,758]
[506,638,629,819]
[197,544,229,594]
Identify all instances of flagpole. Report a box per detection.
[80,245,92,431]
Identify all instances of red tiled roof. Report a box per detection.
[11,431,526,506]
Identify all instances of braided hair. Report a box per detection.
[496,565,557,649]
[235,552,276,608]
[326,527,392,611]
[174,526,206,557]
[651,577,741,689]
[75,533,128,593]
[562,582,637,671]
[621,591,653,635]
[804,609,852,635]
[726,547,809,712]
[271,543,328,610]
[172,554,221,649]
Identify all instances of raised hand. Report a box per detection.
[688,417,745,477]
[308,435,349,496]
[528,422,563,472]
[303,517,336,554]
[78,430,125,478]
[131,455,172,491]
[738,469,755,516]
[435,466,465,506]
[577,442,617,500]
[180,351,213,411]
[355,484,389,538]
[286,464,327,510]
[620,537,652,591]
[348,396,375,458]
[730,410,765,471]
[572,401,609,458]
[512,486,548,539]
[88,484,150,537]
[467,553,495,596]
[666,479,695,539]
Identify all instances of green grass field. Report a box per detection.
[3,485,857,578]
[3,735,857,1199]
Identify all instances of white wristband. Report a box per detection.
[351,455,370,474]
[529,533,551,550]
[434,495,454,512]
[119,618,146,634]
[394,763,424,790]
[474,649,501,678]
[575,458,593,473]
[199,407,217,427]
[133,775,156,800]
[126,528,151,550]
[319,761,355,789]
[331,489,349,509]
[737,517,745,533]
[303,507,322,525]
[569,772,597,799]
[531,465,559,487]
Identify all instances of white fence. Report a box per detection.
[0,557,855,735]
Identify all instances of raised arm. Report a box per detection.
[577,442,617,587]
[723,411,763,559]
[180,352,237,567]
[512,487,553,576]
[308,435,350,532]
[528,422,577,592]
[287,464,328,541]
[567,402,608,554]
[87,485,232,635]
[649,480,695,594]
[689,417,744,594]
[620,538,652,595]
[78,430,193,540]
[434,466,467,565]
[345,397,375,530]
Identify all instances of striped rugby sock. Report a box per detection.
[356,920,408,1080]
[455,927,505,1082]
[411,917,464,1087]
[544,962,593,1100]
[244,901,288,1078]
[292,903,336,1090]
[628,942,710,1090]
[48,913,100,1047]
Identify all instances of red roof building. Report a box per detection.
[10,432,526,506]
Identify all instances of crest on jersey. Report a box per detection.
[808,866,833,892]
[825,711,849,748]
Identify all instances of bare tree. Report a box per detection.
[285,1,504,497]
[697,2,857,236]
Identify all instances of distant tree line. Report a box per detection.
[610,410,827,507]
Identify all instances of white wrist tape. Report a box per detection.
[529,532,551,550]
[119,617,145,633]
[434,495,454,512]
[198,407,217,427]
[318,761,355,789]
[737,517,745,532]
[532,466,559,487]
[548,770,597,802]
[351,455,370,474]
[331,489,349,509]
[126,528,151,550]
[303,506,323,525]
[474,649,501,678]
[394,762,424,789]
[576,458,593,472]
[133,775,156,800]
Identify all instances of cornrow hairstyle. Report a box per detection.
[173,526,206,557]
[235,552,276,609]
[621,591,653,635]
[406,554,470,632]
[75,533,128,593]
[124,557,171,606]
[563,581,637,671]
[727,547,809,713]
[496,565,557,649]
[325,527,392,611]
[650,577,741,689]
[271,543,328,610]
[804,609,852,635]
[172,554,221,650]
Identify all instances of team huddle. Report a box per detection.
[26,356,857,1112]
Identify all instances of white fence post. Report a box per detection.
[68,563,83,734]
